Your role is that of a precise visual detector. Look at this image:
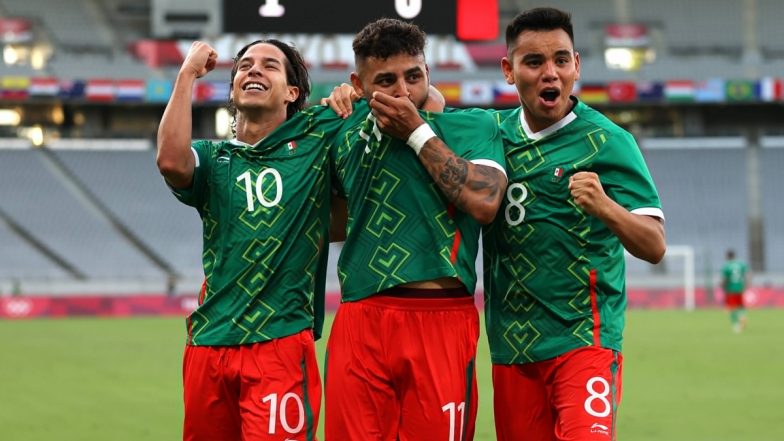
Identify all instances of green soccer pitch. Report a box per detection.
[1,309,782,440]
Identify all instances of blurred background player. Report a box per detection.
[721,249,749,333]
[157,39,344,441]
[324,18,507,441]
[482,8,666,441]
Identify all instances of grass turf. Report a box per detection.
[1,309,782,440]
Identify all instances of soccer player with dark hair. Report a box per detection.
[324,18,507,440]
[482,7,666,440]
[157,39,344,441]
[721,249,749,333]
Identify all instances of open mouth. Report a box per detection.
[540,89,559,103]
[243,82,268,91]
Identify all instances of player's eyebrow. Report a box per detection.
[238,56,283,66]
[404,66,424,76]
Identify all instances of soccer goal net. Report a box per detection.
[625,244,697,311]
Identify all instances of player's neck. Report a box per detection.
[235,109,287,145]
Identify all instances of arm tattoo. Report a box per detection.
[439,156,469,201]
[420,138,503,212]
[469,164,503,203]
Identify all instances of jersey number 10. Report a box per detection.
[237,169,283,211]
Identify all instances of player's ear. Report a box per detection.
[286,85,299,104]
[350,72,364,97]
[501,56,514,85]
[574,51,581,82]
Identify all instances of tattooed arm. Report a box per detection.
[369,91,506,224]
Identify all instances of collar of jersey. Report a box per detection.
[519,98,578,141]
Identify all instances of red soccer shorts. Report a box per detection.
[493,346,623,441]
[725,293,744,308]
[183,329,321,441]
[324,293,479,441]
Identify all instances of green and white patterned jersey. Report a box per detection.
[483,99,663,364]
[331,101,505,302]
[721,259,748,294]
[171,106,344,346]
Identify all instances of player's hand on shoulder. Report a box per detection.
[569,171,609,217]
[321,83,359,119]
[182,41,218,79]
[369,91,425,140]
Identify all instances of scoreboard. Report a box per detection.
[222,0,497,40]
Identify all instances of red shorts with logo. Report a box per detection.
[725,293,744,308]
[183,329,321,441]
[325,291,479,441]
[493,346,623,441]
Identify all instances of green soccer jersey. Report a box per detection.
[171,106,344,346]
[721,260,748,294]
[483,99,663,364]
[331,101,505,301]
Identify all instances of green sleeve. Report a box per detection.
[170,140,212,209]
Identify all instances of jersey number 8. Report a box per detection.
[504,182,528,226]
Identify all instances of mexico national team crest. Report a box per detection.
[286,141,297,155]
[551,166,565,182]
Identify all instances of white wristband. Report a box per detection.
[406,123,437,156]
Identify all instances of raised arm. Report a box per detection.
[156,41,218,189]
[369,91,506,225]
[569,171,666,263]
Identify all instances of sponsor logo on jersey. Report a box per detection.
[590,422,610,436]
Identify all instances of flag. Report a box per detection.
[286,141,297,155]
[1,76,30,100]
[116,79,145,102]
[85,79,115,102]
[58,80,86,100]
[759,77,783,102]
[637,81,663,102]
[725,79,755,102]
[579,84,609,104]
[493,81,518,106]
[28,77,60,97]
[694,78,725,103]
[460,80,493,105]
[607,81,637,103]
[194,81,230,103]
[146,79,173,102]
[664,80,695,102]
[551,166,564,182]
[434,82,461,106]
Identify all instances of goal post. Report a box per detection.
[625,244,696,311]
[665,245,696,311]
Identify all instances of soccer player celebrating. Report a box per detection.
[482,8,666,441]
[721,249,749,333]
[324,19,507,440]
[157,40,344,441]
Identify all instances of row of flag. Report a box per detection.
[439,78,784,106]
[1,76,783,105]
[0,77,229,103]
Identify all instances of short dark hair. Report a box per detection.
[228,39,311,126]
[352,18,427,64]
[505,7,574,51]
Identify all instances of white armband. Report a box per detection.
[406,123,437,156]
